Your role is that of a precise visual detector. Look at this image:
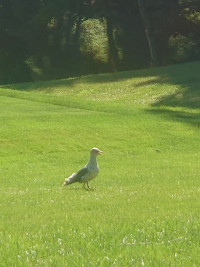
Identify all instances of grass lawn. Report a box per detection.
[0,61,200,266]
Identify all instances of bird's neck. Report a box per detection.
[88,155,97,166]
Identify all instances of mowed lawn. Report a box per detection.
[0,61,200,266]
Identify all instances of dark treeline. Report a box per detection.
[0,0,200,84]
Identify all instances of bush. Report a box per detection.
[167,34,200,64]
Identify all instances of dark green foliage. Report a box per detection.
[0,0,200,84]
[0,34,33,84]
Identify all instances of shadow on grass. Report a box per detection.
[2,78,78,92]
[3,60,199,94]
[67,185,95,191]
[147,108,200,128]
[2,60,200,126]
[0,61,174,91]
[146,61,200,128]
[151,64,200,109]
[2,70,137,92]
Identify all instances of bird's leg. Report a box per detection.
[87,182,90,189]
[83,183,85,188]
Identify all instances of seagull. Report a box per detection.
[63,147,102,189]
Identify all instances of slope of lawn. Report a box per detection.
[0,61,200,266]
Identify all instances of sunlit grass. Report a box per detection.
[3,60,200,108]
[0,61,200,266]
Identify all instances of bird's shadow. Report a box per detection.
[66,186,95,191]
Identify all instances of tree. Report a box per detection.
[138,0,158,66]
[0,0,41,84]
[1,0,200,84]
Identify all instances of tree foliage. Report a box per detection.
[0,0,200,84]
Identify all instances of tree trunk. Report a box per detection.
[73,16,82,49]
[61,12,76,52]
[138,0,158,66]
[102,0,119,71]
[106,15,119,71]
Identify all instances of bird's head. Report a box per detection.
[90,147,103,156]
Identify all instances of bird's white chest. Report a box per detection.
[81,164,99,183]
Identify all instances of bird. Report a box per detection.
[63,147,102,189]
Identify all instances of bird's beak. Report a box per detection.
[98,150,103,155]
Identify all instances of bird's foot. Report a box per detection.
[83,183,91,190]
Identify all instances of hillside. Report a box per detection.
[0,61,200,266]
[1,61,200,109]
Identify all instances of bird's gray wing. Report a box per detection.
[66,166,88,184]
[74,166,88,182]
[63,166,89,185]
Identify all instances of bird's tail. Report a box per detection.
[63,173,77,186]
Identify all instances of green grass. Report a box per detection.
[0,61,200,266]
